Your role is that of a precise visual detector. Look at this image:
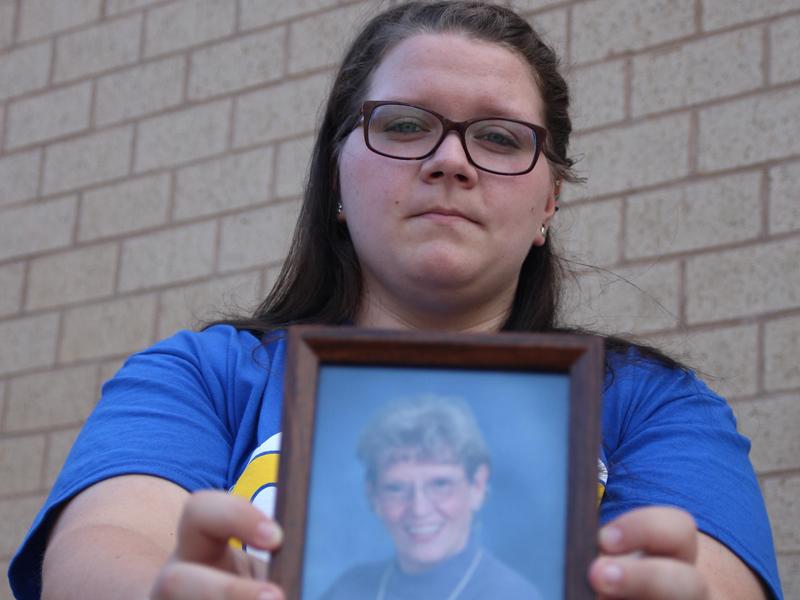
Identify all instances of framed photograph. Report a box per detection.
[271,326,604,600]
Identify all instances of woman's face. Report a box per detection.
[370,459,489,573]
[338,33,556,329]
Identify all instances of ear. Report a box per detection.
[532,178,559,247]
[543,177,560,223]
[468,464,490,511]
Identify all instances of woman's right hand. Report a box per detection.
[150,490,285,600]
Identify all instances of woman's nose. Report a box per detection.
[420,132,478,185]
[409,484,435,515]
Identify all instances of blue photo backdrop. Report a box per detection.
[301,364,570,600]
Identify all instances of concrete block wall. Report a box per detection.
[0,0,797,597]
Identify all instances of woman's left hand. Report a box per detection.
[588,506,767,599]
[589,506,704,599]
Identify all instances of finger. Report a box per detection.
[233,548,270,581]
[599,506,698,563]
[230,545,257,578]
[248,553,270,581]
[151,560,284,600]
[589,554,708,600]
[176,491,283,564]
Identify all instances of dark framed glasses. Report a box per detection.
[358,100,547,176]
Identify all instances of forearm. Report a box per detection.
[42,523,170,600]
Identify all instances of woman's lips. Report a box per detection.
[415,208,478,225]
[404,522,443,541]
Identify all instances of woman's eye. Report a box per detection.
[476,130,520,149]
[382,483,408,496]
[383,119,428,135]
[430,478,455,492]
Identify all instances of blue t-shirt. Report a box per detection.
[7,325,783,599]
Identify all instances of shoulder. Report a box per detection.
[604,346,706,394]
[139,324,271,366]
[601,347,732,431]
[599,346,743,467]
[108,325,283,396]
[320,560,387,600]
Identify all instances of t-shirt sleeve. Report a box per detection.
[7,325,269,600]
[599,352,783,600]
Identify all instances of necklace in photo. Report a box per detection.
[375,549,483,600]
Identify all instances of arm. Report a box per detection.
[697,531,768,600]
[42,475,182,599]
[588,506,767,600]
[596,355,781,598]
[42,475,284,600]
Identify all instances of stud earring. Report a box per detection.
[541,225,546,236]
[336,201,343,215]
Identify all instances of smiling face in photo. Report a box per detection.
[370,458,489,573]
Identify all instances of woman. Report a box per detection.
[8,2,782,599]
[321,395,540,600]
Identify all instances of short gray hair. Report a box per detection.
[357,394,490,484]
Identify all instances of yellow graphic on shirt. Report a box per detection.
[597,457,608,506]
[229,433,281,556]
[231,452,280,504]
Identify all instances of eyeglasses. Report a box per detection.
[358,101,547,176]
[375,475,466,507]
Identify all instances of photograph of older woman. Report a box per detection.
[319,395,541,600]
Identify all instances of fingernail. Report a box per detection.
[599,525,622,549]
[258,590,277,600]
[600,562,623,593]
[256,521,282,546]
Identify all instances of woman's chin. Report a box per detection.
[405,251,487,289]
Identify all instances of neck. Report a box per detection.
[357,302,506,332]
[396,536,474,575]
[356,278,516,333]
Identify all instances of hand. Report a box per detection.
[588,506,709,600]
[150,490,285,600]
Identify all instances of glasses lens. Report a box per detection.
[366,104,443,159]
[466,119,537,174]
[376,476,464,506]
[424,476,460,502]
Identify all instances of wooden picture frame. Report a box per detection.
[270,325,604,600]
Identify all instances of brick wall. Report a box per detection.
[0,0,797,597]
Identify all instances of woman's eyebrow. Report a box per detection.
[370,97,537,121]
